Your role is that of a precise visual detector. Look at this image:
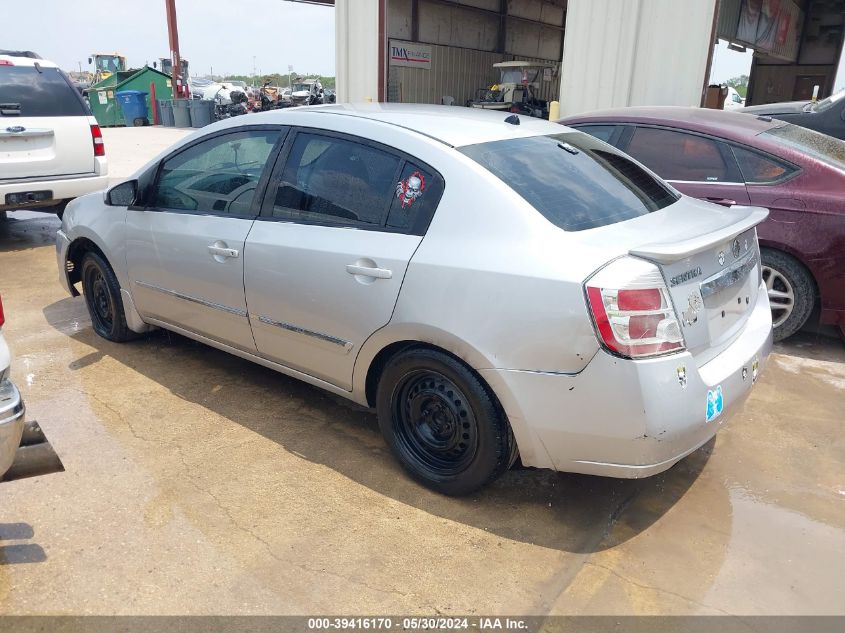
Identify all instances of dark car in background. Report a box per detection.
[560,106,845,341]
[742,90,845,141]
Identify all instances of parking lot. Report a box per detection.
[0,127,843,615]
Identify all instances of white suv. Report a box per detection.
[0,51,108,219]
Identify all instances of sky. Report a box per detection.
[3,0,336,78]
[709,40,755,83]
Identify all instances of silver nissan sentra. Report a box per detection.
[56,104,772,495]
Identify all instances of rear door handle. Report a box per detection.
[208,244,239,258]
[346,264,392,279]
[705,197,736,207]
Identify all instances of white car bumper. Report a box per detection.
[0,379,25,479]
[484,282,773,477]
[0,173,109,211]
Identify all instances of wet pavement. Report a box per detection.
[0,128,843,615]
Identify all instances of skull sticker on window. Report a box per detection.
[396,171,425,209]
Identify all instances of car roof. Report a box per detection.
[255,103,566,147]
[560,106,782,142]
[0,54,59,68]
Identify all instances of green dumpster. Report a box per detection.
[86,66,174,127]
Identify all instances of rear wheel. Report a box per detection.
[81,252,137,343]
[376,348,514,496]
[761,248,814,342]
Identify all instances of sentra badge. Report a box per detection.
[670,266,702,287]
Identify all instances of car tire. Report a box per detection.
[376,347,514,496]
[761,248,815,342]
[80,252,137,343]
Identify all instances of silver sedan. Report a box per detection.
[56,104,772,494]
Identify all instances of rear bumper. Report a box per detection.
[0,173,109,211]
[483,282,773,477]
[0,379,25,478]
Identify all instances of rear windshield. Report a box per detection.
[0,65,88,117]
[763,123,845,170]
[459,132,679,231]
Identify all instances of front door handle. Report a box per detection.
[208,244,239,258]
[346,264,392,279]
[705,197,736,207]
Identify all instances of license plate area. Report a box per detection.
[699,249,759,344]
[700,249,758,308]
[5,190,53,205]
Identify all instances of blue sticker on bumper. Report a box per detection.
[706,386,724,423]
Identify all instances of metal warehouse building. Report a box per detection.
[319,0,844,115]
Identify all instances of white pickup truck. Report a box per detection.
[0,50,108,219]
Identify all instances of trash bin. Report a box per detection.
[157,99,175,127]
[115,90,149,127]
[189,100,215,128]
[171,99,191,127]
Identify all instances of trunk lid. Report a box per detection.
[579,197,768,363]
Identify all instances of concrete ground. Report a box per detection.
[0,127,843,615]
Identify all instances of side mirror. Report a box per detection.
[105,180,138,207]
[88,57,92,65]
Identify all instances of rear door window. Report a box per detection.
[459,132,678,232]
[731,146,795,183]
[386,162,443,235]
[0,66,88,117]
[625,127,738,182]
[270,132,401,228]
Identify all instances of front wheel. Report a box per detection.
[81,252,137,343]
[376,348,514,496]
[761,249,815,342]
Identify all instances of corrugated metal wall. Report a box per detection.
[387,0,562,105]
[559,0,717,116]
[336,0,380,102]
[388,45,501,105]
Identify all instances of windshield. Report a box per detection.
[96,57,121,72]
[459,132,679,231]
[814,89,845,113]
[0,65,88,117]
[292,83,311,92]
[763,123,845,170]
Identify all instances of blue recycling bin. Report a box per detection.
[116,90,149,127]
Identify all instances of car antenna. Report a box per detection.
[504,114,520,125]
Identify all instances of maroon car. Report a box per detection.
[560,107,845,341]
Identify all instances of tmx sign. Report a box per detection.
[389,40,432,69]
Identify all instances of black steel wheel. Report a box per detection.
[81,251,137,343]
[377,348,514,495]
[393,370,479,476]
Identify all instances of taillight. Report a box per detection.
[0,60,14,66]
[0,294,5,329]
[585,257,684,359]
[91,125,105,157]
